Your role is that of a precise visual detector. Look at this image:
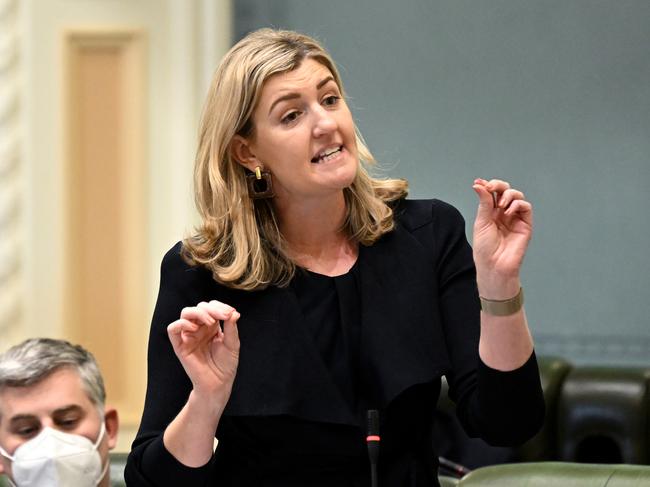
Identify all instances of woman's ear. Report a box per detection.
[230,135,258,173]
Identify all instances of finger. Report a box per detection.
[167,319,199,347]
[498,188,525,209]
[180,307,216,326]
[472,182,497,219]
[485,179,511,194]
[200,300,236,322]
[168,318,199,335]
[473,178,501,208]
[504,199,533,225]
[222,311,240,351]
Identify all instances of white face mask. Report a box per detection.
[0,422,107,487]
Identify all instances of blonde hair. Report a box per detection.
[183,28,408,290]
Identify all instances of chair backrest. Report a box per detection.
[457,462,650,487]
[439,475,460,487]
[558,367,650,464]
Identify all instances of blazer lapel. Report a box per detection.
[358,223,451,409]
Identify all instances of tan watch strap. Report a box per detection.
[479,287,524,316]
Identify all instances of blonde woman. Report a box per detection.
[126,29,544,486]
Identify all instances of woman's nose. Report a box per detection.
[312,108,337,137]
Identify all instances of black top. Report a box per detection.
[125,199,545,487]
[291,265,361,411]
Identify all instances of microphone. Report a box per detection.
[366,409,380,487]
[438,456,471,477]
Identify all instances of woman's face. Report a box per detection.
[238,58,358,204]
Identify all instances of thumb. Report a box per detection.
[223,311,240,351]
[472,182,495,223]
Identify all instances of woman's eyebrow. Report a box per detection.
[268,93,300,115]
[268,76,337,115]
[316,76,335,89]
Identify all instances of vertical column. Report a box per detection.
[0,0,23,342]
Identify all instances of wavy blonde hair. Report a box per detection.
[183,28,408,290]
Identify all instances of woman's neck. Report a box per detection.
[274,192,358,276]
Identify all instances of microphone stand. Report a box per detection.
[366,410,380,487]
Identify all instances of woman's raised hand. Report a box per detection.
[167,300,240,400]
[472,178,533,299]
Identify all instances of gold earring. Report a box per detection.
[246,166,275,199]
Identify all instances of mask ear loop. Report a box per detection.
[93,421,106,449]
[0,444,17,486]
[0,443,15,462]
[93,419,109,486]
[95,455,110,487]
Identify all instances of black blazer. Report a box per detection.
[126,199,544,487]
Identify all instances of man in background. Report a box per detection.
[0,338,118,487]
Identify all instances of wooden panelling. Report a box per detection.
[64,30,147,424]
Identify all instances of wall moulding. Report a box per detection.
[534,333,650,367]
[62,27,148,425]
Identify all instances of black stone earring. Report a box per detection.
[246,166,275,199]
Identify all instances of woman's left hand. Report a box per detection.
[472,178,532,298]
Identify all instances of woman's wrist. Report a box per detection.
[476,273,521,301]
[188,388,229,419]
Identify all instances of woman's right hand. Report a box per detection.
[167,300,240,401]
[163,301,240,465]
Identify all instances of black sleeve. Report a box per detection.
[431,200,545,446]
[124,243,215,486]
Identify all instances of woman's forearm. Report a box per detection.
[477,275,534,371]
[163,389,228,467]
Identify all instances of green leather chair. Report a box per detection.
[439,475,460,486]
[457,462,650,486]
[5,460,650,486]
[558,367,650,464]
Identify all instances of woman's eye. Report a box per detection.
[323,95,340,106]
[281,111,300,124]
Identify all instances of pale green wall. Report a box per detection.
[234,1,650,365]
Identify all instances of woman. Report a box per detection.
[125,29,544,486]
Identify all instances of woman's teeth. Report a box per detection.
[313,147,342,163]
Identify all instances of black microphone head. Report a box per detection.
[367,409,379,436]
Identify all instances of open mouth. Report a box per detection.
[311,146,343,163]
